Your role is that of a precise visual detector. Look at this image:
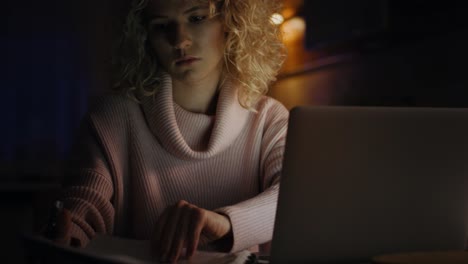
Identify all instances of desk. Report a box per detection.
[373,251,468,264]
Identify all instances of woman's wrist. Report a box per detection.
[212,228,233,252]
[211,212,234,252]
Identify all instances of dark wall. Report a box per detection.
[303,0,468,50]
[4,1,85,181]
[272,29,468,109]
[3,0,130,182]
[2,1,128,262]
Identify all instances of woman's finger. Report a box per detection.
[151,208,170,259]
[52,209,72,245]
[159,200,186,261]
[168,205,191,262]
[186,207,205,258]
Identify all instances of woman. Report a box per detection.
[59,0,288,262]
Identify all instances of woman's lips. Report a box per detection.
[175,57,200,66]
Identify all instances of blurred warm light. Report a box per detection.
[281,16,306,42]
[271,13,285,25]
[281,8,296,20]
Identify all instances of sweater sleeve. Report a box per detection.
[215,100,289,253]
[60,115,115,247]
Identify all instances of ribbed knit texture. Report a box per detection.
[62,72,289,253]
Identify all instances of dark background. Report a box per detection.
[270,0,468,109]
[2,0,468,262]
[2,1,127,262]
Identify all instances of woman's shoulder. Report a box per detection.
[254,95,289,119]
[88,93,139,114]
[83,93,145,131]
[89,93,138,111]
[76,94,141,153]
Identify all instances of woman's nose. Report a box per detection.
[168,23,192,50]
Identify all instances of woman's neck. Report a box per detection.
[172,71,222,115]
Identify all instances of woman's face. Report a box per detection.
[145,0,225,83]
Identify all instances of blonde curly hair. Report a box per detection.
[112,0,286,109]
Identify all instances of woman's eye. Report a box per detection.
[189,16,207,24]
[153,24,168,30]
[150,24,167,32]
[149,22,168,31]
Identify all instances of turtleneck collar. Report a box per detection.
[141,72,250,160]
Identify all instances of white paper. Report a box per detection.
[84,234,253,264]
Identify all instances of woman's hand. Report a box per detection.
[41,207,73,246]
[151,200,233,263]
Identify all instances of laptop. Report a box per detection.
[270,106,468,263]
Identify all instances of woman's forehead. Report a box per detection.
[146,0,210,10]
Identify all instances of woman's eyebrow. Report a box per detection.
[183,5,208,14]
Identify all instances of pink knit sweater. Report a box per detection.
[62,73,289,253]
